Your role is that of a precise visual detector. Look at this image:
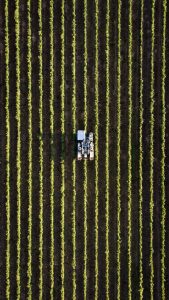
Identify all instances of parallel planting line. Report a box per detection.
[5,0,10,298]
[49,0,55,298]
[27,0,33,298]
[117,0,121,299]
[139,0,144,299]
[60,1,65,299]
[38,0,44,298]
[105,0,110,298]
[83,0,88,299]
[150,1,155,298]
[161,1,167,299]
[15,0,21,298]
[72,0,77,298]
[94,0,99,299]
[128,0,133,299]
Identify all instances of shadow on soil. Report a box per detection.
[37,132,77,161]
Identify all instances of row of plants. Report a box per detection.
[5,0,10,299]
[149,1,155,299]
[38,0,44,298]
[60,0,65,299]
[94,0,99,299]
[27,0,33,299]
[15,0,21,298]
[49,0,55,299]
[83,0,88,299]
[138,0,144,299]
[72,0,77,299]
[105,0,110,298]
[117,0,121,299]
[161,0,167,299]
[139,0,144,299]
[128,0,133,299]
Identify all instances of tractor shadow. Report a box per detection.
[37,132,77,161]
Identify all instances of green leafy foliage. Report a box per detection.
[72,0,77,299]
[128,0,133,298]
[150,1,155,298]
[139,1,144,299]
[27,0,33,299]
[38,0,44,298]
[60,1,65,299]
[5,0,10,299]
[105,0,110,298]
[161,1,167,299]
[15,0,21,298]
[49,0,55,299]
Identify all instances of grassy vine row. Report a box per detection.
[105,0,110,298]
[49,0,55,298]
[150,1,155,298]
[38,0,44,298]
[61,0,65,299]
[139,0,144,299]
[128,0,133,298]
[117,0,121,299]
[72,0,77,299]
[5,0,10,299]
[161,0,167,299]
[83,0,88,299]
[27,0,32,299]
[15,0,21,298]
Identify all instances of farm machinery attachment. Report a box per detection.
[77,130,94,161]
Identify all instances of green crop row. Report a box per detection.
[139,1,144,299]
[27,0,33,299]
[150,1,155,299]
[117,0,121,299]
[94,1,99,299]
[5,1,10,299]
[83,0,88,299]
[72,0,77,299]
[60,0,65,299]
[49,0,55,299]
[15,0,21,298]
[161,1,167,299]
[139,1,144,300]
[128,0,133,299]
[105,0,110,299]
[38,0,44,298]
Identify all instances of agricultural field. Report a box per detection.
[0,0,169,299]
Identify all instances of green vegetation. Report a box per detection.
[15,0,21,298]
[139,1,144,299]
[60,1,65,299]
[128,0,133,299]
[161,1,167,299]
[72,0,77,299]
[117,0,121,299]
[150,1,155,298]
[83,0,88,299]
[49,0,55,298]
[27,0,33,299]
[94,0,99,299]
[105,0,110,299]
[5,0,10,299]
[38,0,44,298]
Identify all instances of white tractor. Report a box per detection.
[77,130,94,161]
